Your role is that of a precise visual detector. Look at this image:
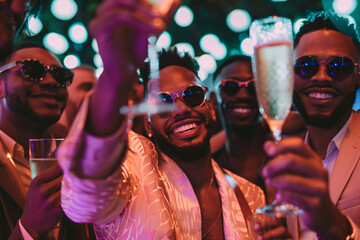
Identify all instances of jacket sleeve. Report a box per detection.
[58,94,136,225]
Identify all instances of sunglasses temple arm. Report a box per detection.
[0,62,17,74]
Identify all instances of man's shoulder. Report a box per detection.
[223,168,264,195]
[128,130,157,159]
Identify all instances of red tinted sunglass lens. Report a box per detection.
[327,57,355,80]
[247,81,256,95]
[183,86,205,107]
[294,56,318,79]
[221,80,240,96]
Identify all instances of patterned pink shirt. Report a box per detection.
[58,97,265,240]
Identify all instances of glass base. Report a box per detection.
[256,200,304,218]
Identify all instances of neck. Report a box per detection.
[307,111,352,159]
[161,146,214,191]
[224,122,267,182]
[226,122,266,148]
[0,112,50,158]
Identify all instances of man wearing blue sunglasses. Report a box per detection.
[261,11,360,240]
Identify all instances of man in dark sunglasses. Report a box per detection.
[0,43,94,239]
[56,1,265,238]
[261,11,360,240]
[212,55,267,184]
[0,0,42,62]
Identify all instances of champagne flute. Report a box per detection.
[250,16,303,217]
[29,138,63,178]
[119,0,181,116]
[29,138,64,239]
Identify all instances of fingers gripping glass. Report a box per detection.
[153,85,208,117]
[216,79,255,96]
[294,56,358,81]
[0,59,74,88]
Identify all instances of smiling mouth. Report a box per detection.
[307,92,335,100]
[232,107,253,113]
[173,122,197,134]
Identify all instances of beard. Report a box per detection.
[0,41,13,63]
[220,103,260,137]
[152,127,212,162]
[293,90,357,129]
[5,83,62,127]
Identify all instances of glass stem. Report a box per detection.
[272,129,282,142]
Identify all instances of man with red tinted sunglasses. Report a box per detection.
[57,1,266,239]
[212,55,267,186]
[261,11,360,240]
[212,55,305,194]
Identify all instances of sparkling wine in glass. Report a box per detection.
[119,0,181,116]
[29,138,63,178]
[250,16,303,217]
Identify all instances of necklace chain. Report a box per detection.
[201,170,214,210]
[201,170,221,239]
[201,209,222,239]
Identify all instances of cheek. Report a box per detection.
[149,117,167,135]
[294,78,305,93]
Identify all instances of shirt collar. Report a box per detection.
[304,113,352,154]
[0,130,18,157]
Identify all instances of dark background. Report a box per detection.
[19,0,359,70]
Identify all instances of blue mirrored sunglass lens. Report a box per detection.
[183,86,205,107]
[157,93,173,103]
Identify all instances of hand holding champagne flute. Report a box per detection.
[250,16,303,217]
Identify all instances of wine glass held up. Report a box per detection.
[119,0,182,117]
[250,16,303,217]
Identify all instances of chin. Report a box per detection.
[155,133,211,161]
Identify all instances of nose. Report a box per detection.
[311,63,333,82]
[235,86,251,98]
[39,72,60,90]
[172,97,192,116]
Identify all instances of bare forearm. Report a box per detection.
[86,69,136,136]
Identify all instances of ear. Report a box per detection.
[143,115,154,138]
[0,79,5,99]
[206,100,216,123]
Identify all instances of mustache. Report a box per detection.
[225,98,258,107]
[299,82,341,94]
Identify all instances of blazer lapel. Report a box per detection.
[0,140,26,210]
[329,111,360,204]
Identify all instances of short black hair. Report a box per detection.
[294,11,360,54]
[213,54,251,82]
[1,42,48,65]
[138,47,199,96]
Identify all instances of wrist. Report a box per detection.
[316,213,352,240]
[20,217,40,239]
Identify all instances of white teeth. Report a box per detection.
[308,92,334,100]
[173,123,197,133]
[233,107,251,113]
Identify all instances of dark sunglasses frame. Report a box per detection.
[151,84,208,117]
[294,56,359,81]
[215,78,255,95]
[0,59,73,88]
